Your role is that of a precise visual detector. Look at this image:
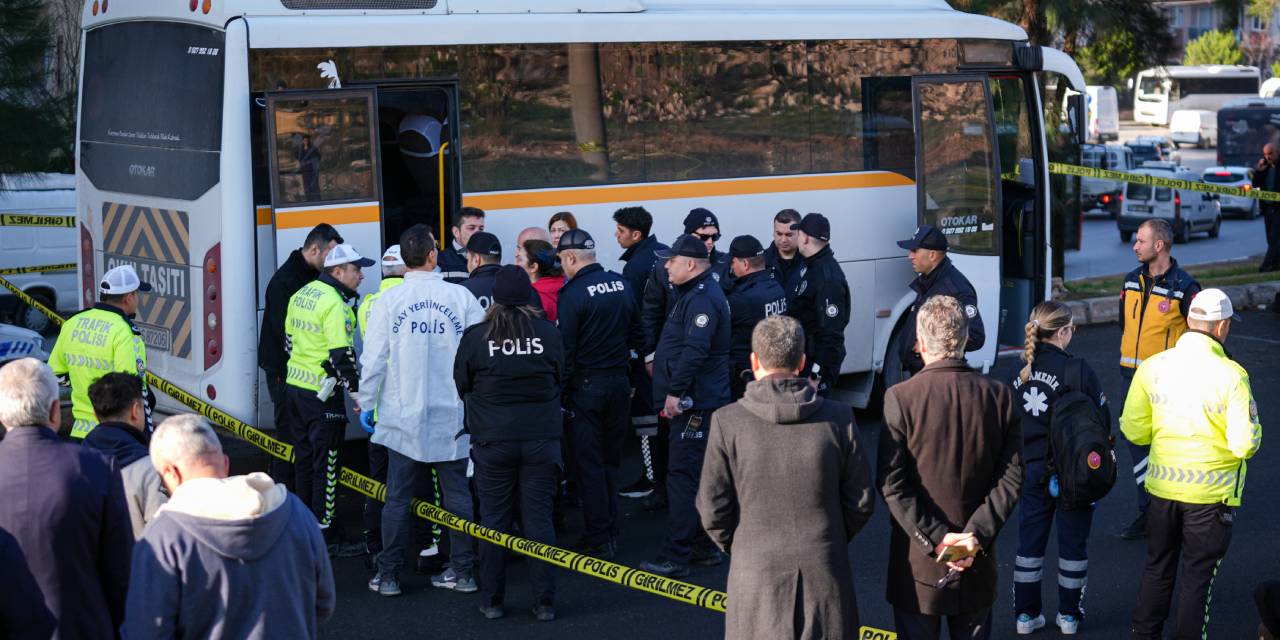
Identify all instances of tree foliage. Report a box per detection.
[0,0,75,174]
[1184,29,1246,65]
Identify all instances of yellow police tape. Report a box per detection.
[0,213,76,227]
[0,263,77,277]
[1043,162,1280,202]
[0,271,897,637]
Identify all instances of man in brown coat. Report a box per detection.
[698,315,875,639]
[877,296,1023,640]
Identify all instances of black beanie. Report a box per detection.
[492,264,533,306]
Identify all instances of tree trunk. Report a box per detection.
[1019,0,1047,45]
[568,43,609,182]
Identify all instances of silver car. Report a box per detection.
[1201,166,1260,219]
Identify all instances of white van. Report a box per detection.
[1118,165,1222,243]
[1169,109,1217,148]
[0,174,77,335]
[1086,86,1120,142]
[1081,143,1134,217]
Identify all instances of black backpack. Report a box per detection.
[1047,359,1117,510]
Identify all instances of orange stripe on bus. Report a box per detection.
[274,203,381,229]
[463,173,914,211]
[255,206,272,226]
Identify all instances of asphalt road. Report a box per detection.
[235,309,1280,640]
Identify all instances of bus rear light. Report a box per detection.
[202,0,211,13]
[203,243,223,370]
[80,224,95,309]
[190,0,197,11]
[206,385,217,400]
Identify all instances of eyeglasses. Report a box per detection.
[694,232,721,242]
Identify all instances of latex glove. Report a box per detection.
[359,410,376,434]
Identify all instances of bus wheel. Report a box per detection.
[1119,229,1133,243]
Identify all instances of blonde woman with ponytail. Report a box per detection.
[1010,301,1111,636]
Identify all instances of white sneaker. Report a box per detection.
[1017,613,1046,635]
[1055,613,1079,635]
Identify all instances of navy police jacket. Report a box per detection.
[454,317,565,443]
[640,248,732,357]
[764,243,804,304]
[461,264,544,312]
[652,270,731,411]
[437,242,469,283]
[900,257,985,374]
[726,270,788,378]
[786,245,850,389]
[620,235,667,308]
[1009,343,1110,465]
[557,263,638,384]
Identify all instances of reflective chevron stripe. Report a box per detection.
[1147,463,1238,488]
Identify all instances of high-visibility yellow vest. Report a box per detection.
[285,279,355,392]
[358,276,403,338]
[1121,332,1261,506]
[49,305,147,439]
[1119,261,1199,370]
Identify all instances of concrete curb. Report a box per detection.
[1066,280,1280,326]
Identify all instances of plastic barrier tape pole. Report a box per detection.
[0,263,78,276]
[0,271,899,638]
[0,213,77,228]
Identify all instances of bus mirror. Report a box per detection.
[1127,78,1135,90]
[1068,93,1086,146]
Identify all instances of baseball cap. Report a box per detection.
[556,228,596,252]
[1187,288,1240,322]
[654,234,711,260]
[493,265,534,306]
[683,208,720,234]
[896,224,948,251]
[99,265,152,295]
[790,213,831,242]
[728,235,765,259]
[323,244,376,268]
[465,232,502,258]
[381,245,405,267]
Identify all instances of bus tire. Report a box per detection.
[1119,229,1133,243]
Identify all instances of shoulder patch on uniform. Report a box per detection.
[694,313,709,328]
[964,304,977,319]
[797,280,808,295]
[825,304,839,318]
[711,272,721,281]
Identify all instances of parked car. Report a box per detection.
[1082,143,1134,217]
[1086,85,1120,142]
[0,323,47,366]
[1201,166,1260,218]
[1128,135,1182,165]
[1119,165,1221,243]
[1170,109,1217,148]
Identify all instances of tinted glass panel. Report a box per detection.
[1126,183,1152,200]
[1176,76,1259,96]
[271,95,376,205]
[916,79,997,254]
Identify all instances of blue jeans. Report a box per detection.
[378,451,474,577]
[1014,462,1094,618]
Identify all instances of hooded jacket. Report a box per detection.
[699,376,874,639]
[259,249,319,375]
[123,473,335,640]
[83,421,167,538]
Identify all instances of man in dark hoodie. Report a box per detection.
[83,372,167,539]
[124,414,335,639]
[699,315,875,638]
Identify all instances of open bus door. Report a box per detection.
[265,89,384,297]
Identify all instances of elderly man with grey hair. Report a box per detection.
[877,296,1023,640]
[698,315,874,639]
[124,414,335,639]
[0,357,131,639]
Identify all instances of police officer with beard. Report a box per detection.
[785,213,850,396]
[725,235,788,400]
[639,234,731,578]
[556,229,638,559]
[461,232,543,311]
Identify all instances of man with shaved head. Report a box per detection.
[1254,142,1280,274]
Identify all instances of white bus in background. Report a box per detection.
[1133,65,1260,125]
[75,0,1086,426]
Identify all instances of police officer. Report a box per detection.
[284,243,372,556]
[785,213,850,396]
[726,235,787,400]
[639,234,731,578]
[453,265,565,622]
[438,207,485,283]
[896,224,985,376]
[461,232,542,311]
[764,209,805,303]
[1123,289,1261,639]
[613,206,668,500]
[50,264,155,439]
[556,229,638,559]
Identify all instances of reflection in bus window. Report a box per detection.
[272,96,375,205]
[916,79,997,255]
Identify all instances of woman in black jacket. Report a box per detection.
[453,265,565,623]
[1009,301,1110,636]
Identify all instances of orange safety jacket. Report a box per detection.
[1119,258,1200,371]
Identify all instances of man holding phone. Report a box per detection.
[1253,143,1280,274]
[877,296,1023,640]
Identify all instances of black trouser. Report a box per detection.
[893,607,992,640]
[266,374,295,488]
[567,372,629,546]
[1263,210,1280,272]
[659,410,712,564]
[473,439,561,608]
[1131,495,1234,640]
[285,385,346,528]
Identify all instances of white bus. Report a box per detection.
[1133,65,1260,125]
[74,0,1085,426]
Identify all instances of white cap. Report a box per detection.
[381,245,405,267]
[323,244,375,268]
[99,265,152,295]
[1187,288,1238,322]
